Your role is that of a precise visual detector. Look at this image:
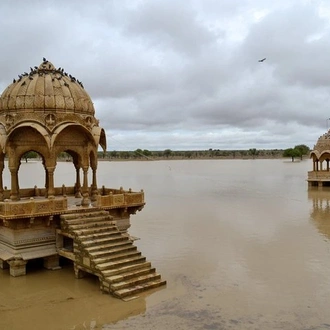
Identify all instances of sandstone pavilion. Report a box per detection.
[308,130,330,188]
[0,59,166,299]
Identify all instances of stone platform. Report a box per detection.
[0,186,166,299]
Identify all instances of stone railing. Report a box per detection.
[0,197,68,219]
[0,186,144,218]
[96,187,144,208]
[308,171,330,180]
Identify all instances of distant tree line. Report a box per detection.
[19,146,311,162]
[97,147,311,161]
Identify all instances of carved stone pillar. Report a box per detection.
[44,165,49,198]
[0,159,4,201]
[7,259,28,277]
[74,165,82,198]
[81,166,90,206]
[90,167,98,202]
[9,166,19,201]
[47,166,55,199]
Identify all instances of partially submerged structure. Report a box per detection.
[0,59,166,299]
[308,130,330,188]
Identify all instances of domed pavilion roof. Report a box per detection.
[313,130,330,154]
[0,59,95,115]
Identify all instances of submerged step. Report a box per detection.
[110,273,161,291]
[60,208,166,299]
[106,266,155,283]
[114,279,167,298]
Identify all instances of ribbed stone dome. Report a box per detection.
[313,130,330,153]
[0,59,95,115]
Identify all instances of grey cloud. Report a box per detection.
[124,1,216,56]
[0,0,329,150]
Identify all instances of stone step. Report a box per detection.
[82,235,128,247]
[96,256,146,271]
[66,221,116,231]
[61,215,112,226]
[107,267,156,284]
[89,245,137,259]
[93,250,141,265]
[73,225,118,235]
[114,279,167,299]
[102,261,152,277]
[85,240,132,252]
[78,231,121,241]
[61,210,109,220]
[111,273,161,291]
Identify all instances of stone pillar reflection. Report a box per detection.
[81,166,90,206]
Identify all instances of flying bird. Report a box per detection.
[258,58,266,62]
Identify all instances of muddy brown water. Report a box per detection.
[1,159,330,330]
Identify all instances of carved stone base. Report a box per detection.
[7,259,28,277]
[43,255,61,270]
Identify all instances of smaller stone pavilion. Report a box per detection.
[0,59,166,299]
[308,130,330,188]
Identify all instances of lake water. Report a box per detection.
[1,159,330,330]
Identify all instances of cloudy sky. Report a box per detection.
[1,0,330,151]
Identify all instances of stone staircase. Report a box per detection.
[59,209,166,299]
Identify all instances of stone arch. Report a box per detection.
[52,123,96,205]
[91,126,107,152]
[318,151,330,172]
[5,125,51,200]
[57,149,83,198]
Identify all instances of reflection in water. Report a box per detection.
[0,262,147,330]
[309,188,330,240]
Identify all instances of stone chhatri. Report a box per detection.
[0,59,166,299]
[308,130,330,188]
